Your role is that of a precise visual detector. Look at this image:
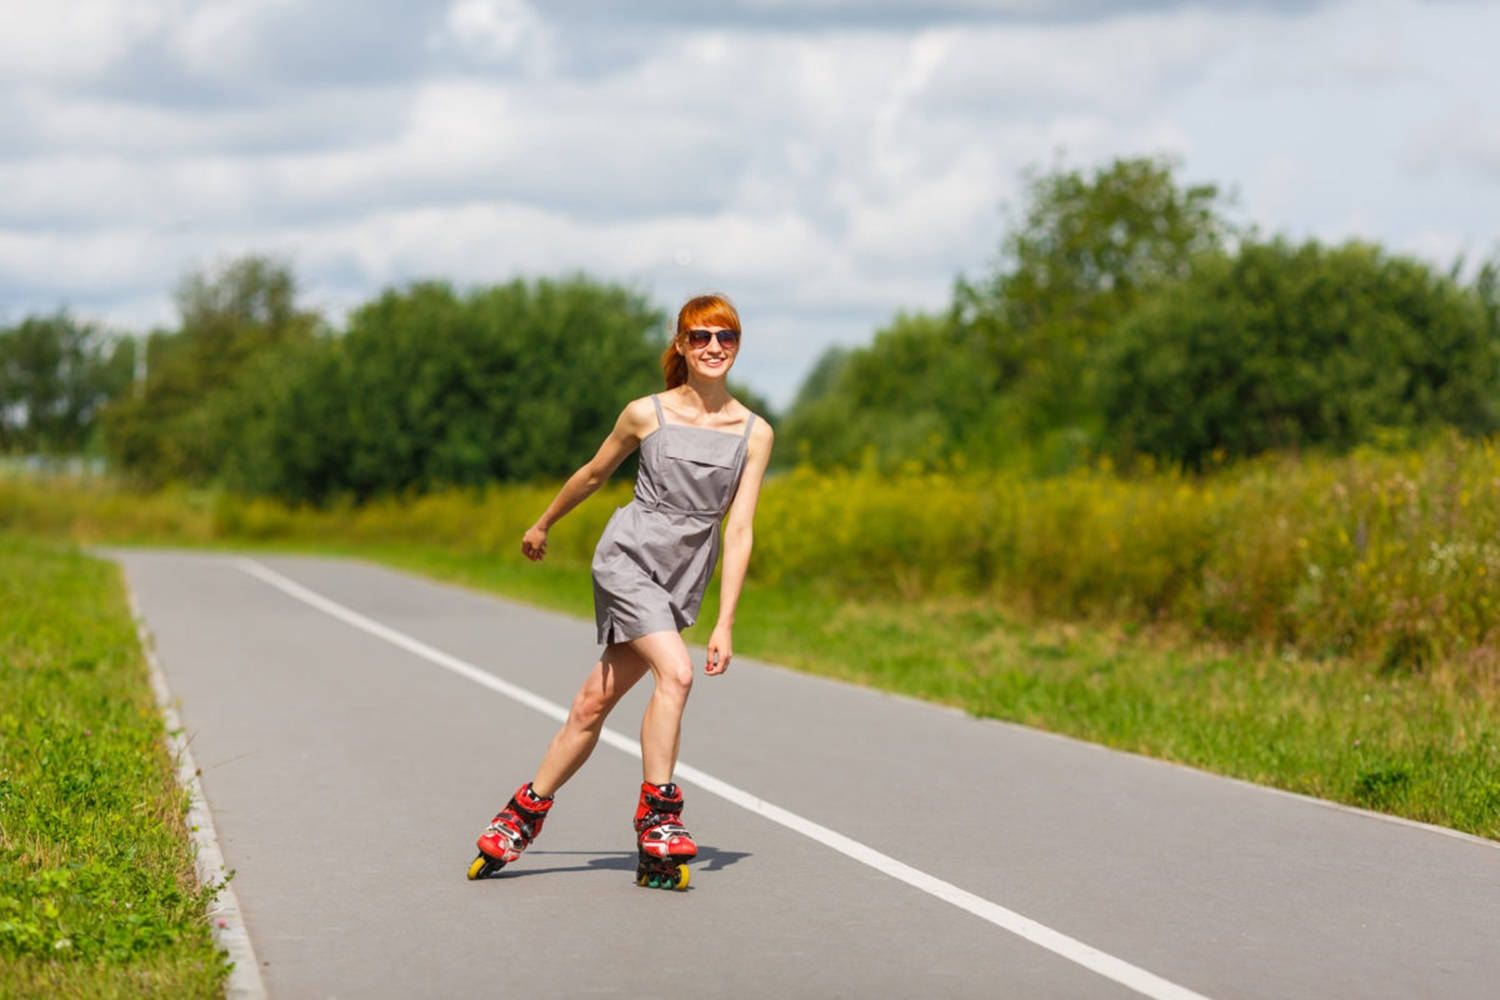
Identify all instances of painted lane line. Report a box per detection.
[232,556,1210,1000]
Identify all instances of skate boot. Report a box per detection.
[633,781,697,890]
[467,782,553,880]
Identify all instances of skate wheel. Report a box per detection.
[673,864,690,891]
[467,854,501,880]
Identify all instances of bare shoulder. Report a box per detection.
[746,410,774,457]
[617,395,660,439]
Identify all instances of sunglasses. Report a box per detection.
[685,328,740,349]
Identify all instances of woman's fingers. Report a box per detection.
[706,647,730,675]
[520,528,548,561]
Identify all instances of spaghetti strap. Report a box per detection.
[741,412,757,440]
[651,394,666,430]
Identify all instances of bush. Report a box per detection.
[1101,239,1500,467]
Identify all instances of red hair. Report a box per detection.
[662,293,741,388]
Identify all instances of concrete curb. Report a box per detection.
[125,582,268,1000]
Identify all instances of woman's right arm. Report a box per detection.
[521,398,655,562]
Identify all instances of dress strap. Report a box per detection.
[741,412,757,440]
[651,394,666,430]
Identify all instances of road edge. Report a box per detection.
[122,576,268,1000]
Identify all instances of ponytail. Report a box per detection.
[661,342,688,388]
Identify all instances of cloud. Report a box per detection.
[1402,107,1500,182]
[433,0,554,70]
[540,0,1329,30]
[0,1,167,83]
[1,0,1496,406]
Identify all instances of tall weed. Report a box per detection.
[5,433,1498,677]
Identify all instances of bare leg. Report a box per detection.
[627,630,695,786]
[530,644,650,797]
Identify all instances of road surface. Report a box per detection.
[112,551,1500,999]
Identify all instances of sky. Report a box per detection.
[2,0,1497,407]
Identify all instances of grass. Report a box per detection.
[0,534,227,998]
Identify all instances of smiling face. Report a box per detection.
[677,324,739,381]
[664,293,742,389]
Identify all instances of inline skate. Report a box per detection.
[467,782,553,880]
[634,781,696,890]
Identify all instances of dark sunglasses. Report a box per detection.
[685,328,740,349]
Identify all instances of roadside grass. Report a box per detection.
[0,535,226,998]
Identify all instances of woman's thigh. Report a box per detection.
[579,643,652,714]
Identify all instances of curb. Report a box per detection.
[125,584,269,1000]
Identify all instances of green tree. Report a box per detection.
[1101,239,1500,467]
[779,311,992,470]
[957,155,1230,439]
[227,275,667,503]
[0,313,134,455]
[102,256,320,484]
[780,156,1231,472]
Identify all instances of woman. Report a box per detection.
[468,293,773,890]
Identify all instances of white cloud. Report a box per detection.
[435,0,553,69]
[1,0,1498,406]
[0,0,169,82]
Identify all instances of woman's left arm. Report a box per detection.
[706,420,774,676]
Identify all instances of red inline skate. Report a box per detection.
[634,781,697,891]
[467,782,553,880]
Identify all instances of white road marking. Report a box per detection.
[233,556,1211,1000]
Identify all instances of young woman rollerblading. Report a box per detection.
[467,294,773,890]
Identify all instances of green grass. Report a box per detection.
[0,535,227,998]
[354,546,1500,840]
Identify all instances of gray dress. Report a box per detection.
[591,394,756,644]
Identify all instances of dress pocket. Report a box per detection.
[660,432,738,468]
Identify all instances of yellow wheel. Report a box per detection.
[673,864,690,891]
[637,873,650,887]
[467,855,491,880]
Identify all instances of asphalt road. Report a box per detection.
[112,550,1500,999]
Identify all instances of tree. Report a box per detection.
[222,274,667,503]
[102,256,319,484]
[956,155,1230,437]
[778,311,993,470]
[0,312,134,455]
[779,157,1232,471]
[1100,239,1500,467]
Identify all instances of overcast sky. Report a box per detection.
[3,0,1497,405]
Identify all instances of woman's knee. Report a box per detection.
[654,661,694,701]
[568,685,612,731]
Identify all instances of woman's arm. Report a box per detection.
[521,398,655,561]
[705,418,774,675]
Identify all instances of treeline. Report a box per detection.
[781,157,1500,472]
[0,314,135,456]
[5,155,1497,496]
[2,262,766,503]
[104,265,677,502]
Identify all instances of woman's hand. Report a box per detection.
[521,524,549,562]
[705,624,732,676]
